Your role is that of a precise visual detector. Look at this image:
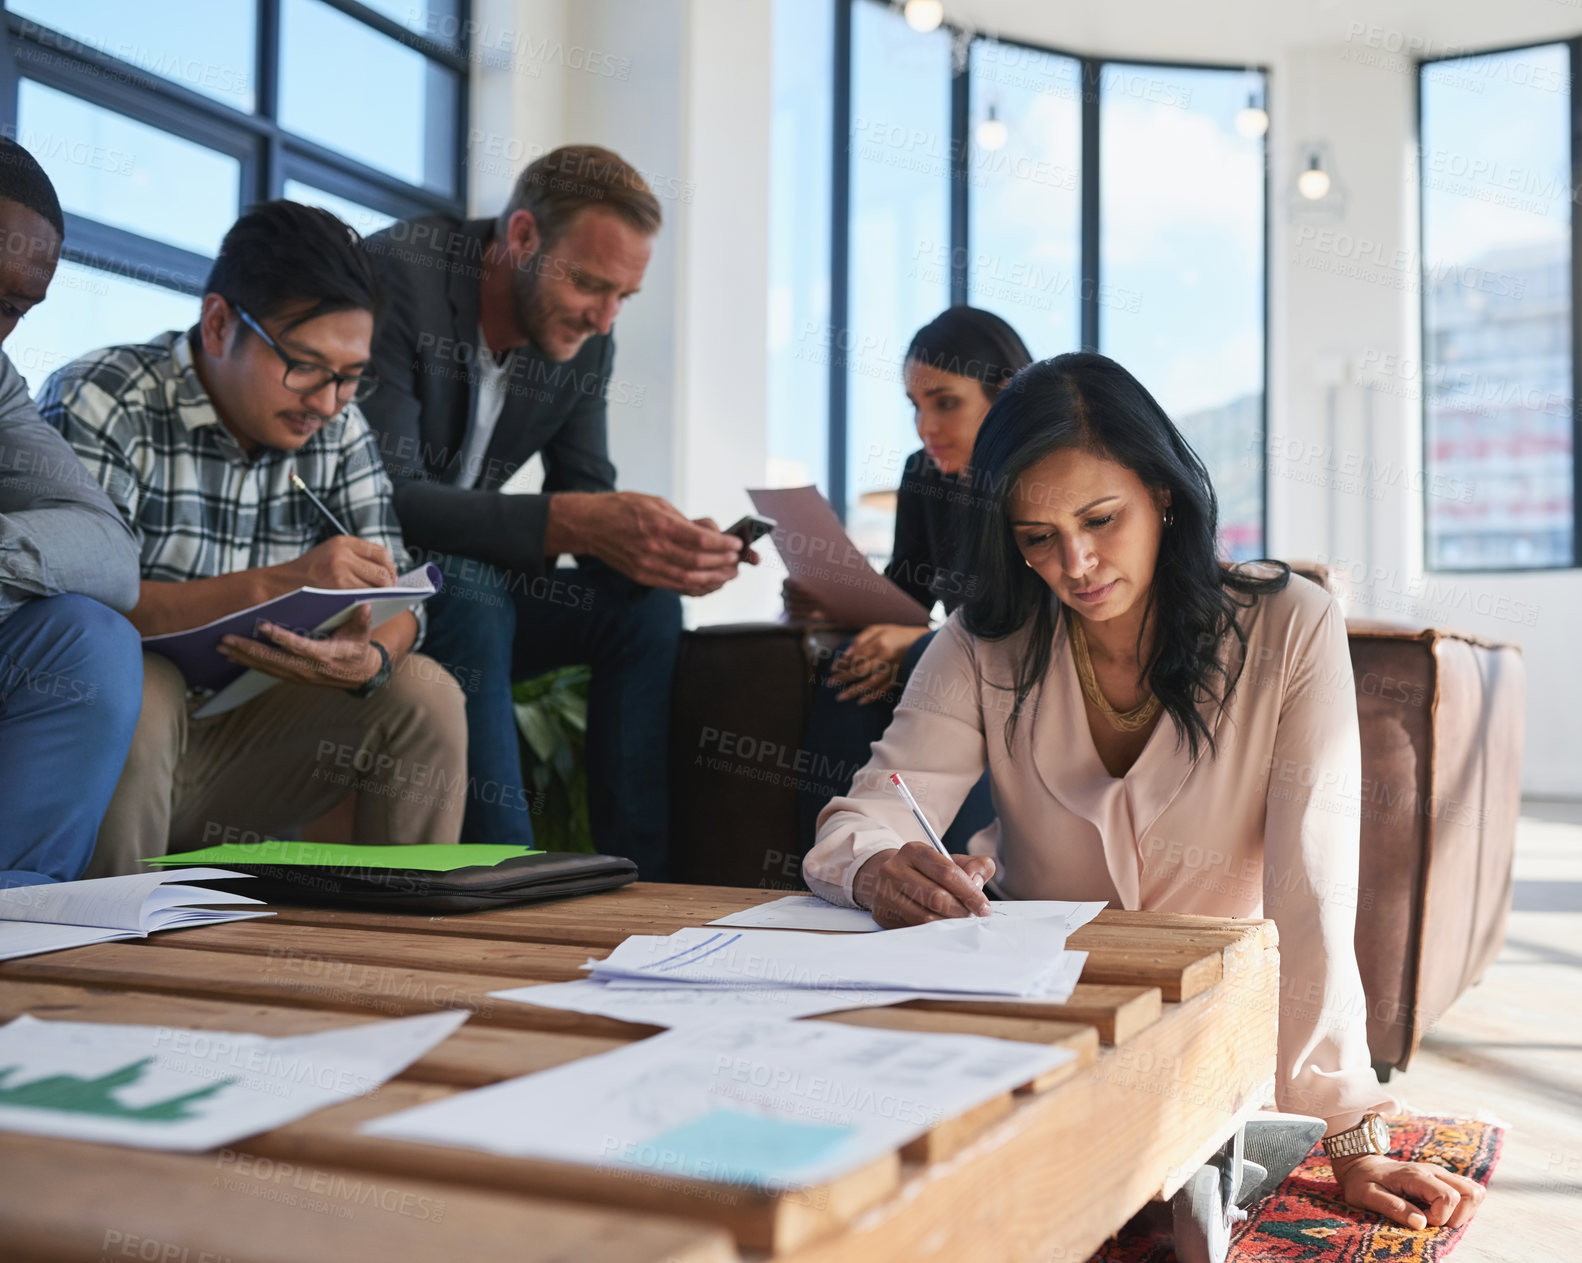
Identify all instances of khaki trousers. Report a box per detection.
[88,651,469,877]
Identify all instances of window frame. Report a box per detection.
[0,0,471,298]
[825,0,1270,558]
[1416,37,1578,574]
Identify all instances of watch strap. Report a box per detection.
[350,640,392,699]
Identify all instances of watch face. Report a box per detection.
[1368,1115,1390,1153]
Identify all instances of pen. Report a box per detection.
[889,772,953,861]
[289,471,353,537]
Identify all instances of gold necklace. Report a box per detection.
[1068,616,1161,733]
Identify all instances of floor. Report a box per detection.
[1379,798,1582,1261]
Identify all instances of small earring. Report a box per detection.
[1024,558,1033,568]
[1163,507,1174,528]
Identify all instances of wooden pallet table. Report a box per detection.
[0,883,1280,1262]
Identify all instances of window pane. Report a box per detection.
[766,0,832,492]
[1422,44,1572,569]
[1100,65,1266,560]
[968,38,1081,360]
[280,0,457,195]
[846,0,951,557]
[9,0,257,112]
[18,80,241,259]
[282,180,398,238]
[7,260,199,393]
[357,0,461,39]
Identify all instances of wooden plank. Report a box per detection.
[236,1080,898,1255]
[0,1134,737,1263]
[0,980,622,1088]
[146,921,597,981]
[262,883,789,948]
[0,944,663,1039]
[1091,908,1278,948]
[903,984,1162,1045]
[772,940,1283,1263]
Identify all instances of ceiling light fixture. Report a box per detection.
[976,103,1007,151]
[1297,152,1331,200]
[903,0,944,34]
[1234,91,1268,139]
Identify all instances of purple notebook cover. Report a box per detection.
[143,564,442,692]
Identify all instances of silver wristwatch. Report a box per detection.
[1321,1112,1391,1159]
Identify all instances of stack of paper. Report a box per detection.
[494,912,1089,1027]
[0,1010,466,1150]
[364,1017,1074,1190]
[0,869,269,962]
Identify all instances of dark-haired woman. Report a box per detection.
[791,306,1032,854]
[805,353,1484,1232]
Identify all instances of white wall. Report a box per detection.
[469,0,778,624]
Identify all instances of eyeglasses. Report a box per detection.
[232,303,380,405]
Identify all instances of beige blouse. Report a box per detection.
[806,571,1396,1129]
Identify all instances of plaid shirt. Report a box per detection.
[37,329,423,642]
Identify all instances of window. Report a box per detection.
[766,0,833,493]
[1100,64,1266,559]
[1420,42,1572,570]
[968,38,1082,361]
[844,0,952,557]
[1,1,468,390]
[766,0,1268,565]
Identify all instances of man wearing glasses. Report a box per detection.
[38,200,468,876]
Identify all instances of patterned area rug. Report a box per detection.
[1088,1116,1504,1263]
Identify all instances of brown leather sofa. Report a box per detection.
[668,567,1526,1076]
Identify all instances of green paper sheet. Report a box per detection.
[145,842,542,872]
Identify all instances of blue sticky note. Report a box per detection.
[629,1107,855,1187]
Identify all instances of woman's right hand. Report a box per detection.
[782,578,827,621]
[853,843,996,927]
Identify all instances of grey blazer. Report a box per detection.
[360,215,617,576]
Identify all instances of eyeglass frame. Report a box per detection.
[229,302,380,405]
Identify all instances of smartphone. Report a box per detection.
[724,513,776,550]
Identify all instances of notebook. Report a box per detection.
[142,563,442,717]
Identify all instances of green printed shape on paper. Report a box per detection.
[145,842,542,871]
[627,1107,856,1188]
[0,1058,232,1122]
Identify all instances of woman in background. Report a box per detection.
[791,306,1032,855]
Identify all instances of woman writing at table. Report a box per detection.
[804,353,1485,1232]
[791,306,1032,853]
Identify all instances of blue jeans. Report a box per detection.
[796,629,994,858]
[420,556,681,879]
[0,595,142,887]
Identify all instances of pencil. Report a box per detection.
[289,471,353,537]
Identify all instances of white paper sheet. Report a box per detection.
[587,915,1074,997]
[363,1017,1072,1190]
[748,486,932,626]
[493,945,1088,1028]
[0,1010,466,1150]
[0,923,132,962]
[0,869,269,962]
[598,948,1090,1008]
[489,978,931,1026]
[709,895,1108,936]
